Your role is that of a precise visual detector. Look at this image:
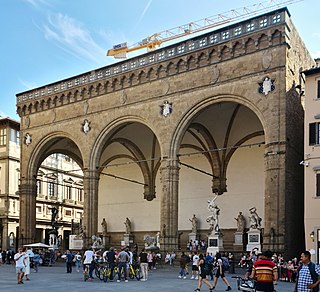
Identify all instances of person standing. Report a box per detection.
[212,253,232,291]
[106,247,117,281]
[23,247,31,281]
[139,248,148,281]
[64,250,74,273]
[294,250,320,292]
[117,247,130,283]
[33,251,41,273]
[83,247,95,280]
[74,251,82,272]
[251,250,277,292]
[14,248,26,284]
[178,252,188,279]
[191,251,199,280]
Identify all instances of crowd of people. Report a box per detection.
[4,244,320,291]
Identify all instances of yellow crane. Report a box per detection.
[106,0,302,59]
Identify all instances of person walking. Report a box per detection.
[139,248,148,281]
[14,248,26,284]
[33,251,41,273]
[23,247,31,280]
[251,250,277,292]
[117,247,130,283]
[194,253,214,292]
[212,253,232,291]
[294,250,320,292]
[74,251,82,272]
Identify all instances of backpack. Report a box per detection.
[221,257,230,271]
[297,262,319,292]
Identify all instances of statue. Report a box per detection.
[124,217,131,234]
[161,223,166,237]
[249,207,262,229]
[101,218,107,236]
[206,196,221,234]
[51,207,58,229]
[92,235,102,248]
[235,212,246,232]
[156,232,160,248]
[189,214,198,234]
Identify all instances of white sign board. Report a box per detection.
[69,235,83,250]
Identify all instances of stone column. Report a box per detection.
[19,178,37,246]
[159,158,180,251]
[263,142,286,252]
[83,169,100,247]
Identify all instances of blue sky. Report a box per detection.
[1,0,319,120]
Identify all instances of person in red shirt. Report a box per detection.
[251,250,278,292]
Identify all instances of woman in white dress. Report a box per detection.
[23,247,31,281]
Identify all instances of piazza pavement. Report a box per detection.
[0,260,296,292]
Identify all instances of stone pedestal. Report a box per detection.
[207,233,224,255]
[188,232,197,243]
[246,229,261,252]
[102,235,110,248]
[233,231,245,251]
[123,234,134,247]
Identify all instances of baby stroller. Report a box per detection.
[232,276,255,291]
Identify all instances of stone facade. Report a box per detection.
[16,8,314,258]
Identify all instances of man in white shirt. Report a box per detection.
[14,248,26,284]
[83,247,95,280]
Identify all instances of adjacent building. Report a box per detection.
[0,117,83,251]
[303,60,320,264]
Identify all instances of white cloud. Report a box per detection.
[42,13,106,64]
[312,50,320,59]
[23,0,52,9]
[134,0,153,29]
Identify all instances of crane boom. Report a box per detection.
[107,0,302,59]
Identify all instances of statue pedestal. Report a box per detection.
[123,234,134,247]
[233,231,245,251]
[246,229,261,252]
[102,235,110,248]
[207,233,224,255]
[188,232,198,243]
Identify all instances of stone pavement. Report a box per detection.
[0,262,295,292]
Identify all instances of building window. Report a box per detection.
[0,128,6,145]
[65,185,72,200]
[37,180,42,195]
[309,122,320,145]
[77,188,83,202]
[317,80,320,99]
[48,181,55,196]
[36,205,42,213]
[65,209,72,217]
[316,174,320,197]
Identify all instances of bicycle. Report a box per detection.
[129,263,142,281]
[232,276,255,291]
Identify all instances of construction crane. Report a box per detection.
[106,0,302,59]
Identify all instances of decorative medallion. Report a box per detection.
[258,77,275,95]
[82,119,91,134]
[24,133,32,146]
[160,101,173,117]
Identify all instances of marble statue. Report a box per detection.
[235,211,246,232]
[124,217,131,234]
[206,197,221,234]
[249,207,262,229]
[189,214,198,234]
[101,218,108,236]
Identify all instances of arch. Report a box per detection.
[233,41,243,57]
[170,94,267,160]
[26,131,84,180]
[245,37,256,53]
[90,115,163,175]
[271,29,282,46]
[220,45,231,60]
[258,33,269,50]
